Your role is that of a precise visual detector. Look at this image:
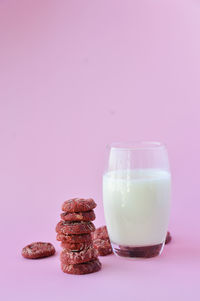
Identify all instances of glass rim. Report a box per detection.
[109,141,166,151]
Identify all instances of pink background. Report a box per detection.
[1,0,200,300]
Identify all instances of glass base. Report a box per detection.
[112,242,164,259]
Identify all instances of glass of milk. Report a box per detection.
[103,141,171,258]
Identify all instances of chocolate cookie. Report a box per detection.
[92,225,110,241]
[93,239,113,256]
[56,233,92,244]
[60,246,98,264]
[56,221,95,235]
[61,259,101,275]
[61,241,92,252]
[165,231,172,244]
[62,198,97,213]
[22,242,55,259]
[61,210,95,222]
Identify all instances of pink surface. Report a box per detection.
[1,0,200,300]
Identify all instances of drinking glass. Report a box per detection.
[103,141,171,258]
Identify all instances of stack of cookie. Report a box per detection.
[92,225,113,256]
[56,198,101,275]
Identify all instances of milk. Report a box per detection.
[103,169,171,246]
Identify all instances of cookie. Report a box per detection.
[61,241,92,252]
[61,210,95,222]
[93,239,113,256]
[92,225,110,241]
[22,242,55,259]
[56,221,95,235]
[61,259,101,275]
[56,233,92,244]
[62,198,97,213]
[60,246,98,264]
[165,231,172,244]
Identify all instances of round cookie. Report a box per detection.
[165,231,172,244]
[61,259,101,275]
[93,239,113,256]
[61,241,92,252]
[92,225,110,241]
[60,246,98,264]
[61,210,95,222]
[62,198,97,213]
[22,242,55,259]
[56,221,95,235]
[56,233,92,244]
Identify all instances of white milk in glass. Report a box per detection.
[103,169,171,246]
